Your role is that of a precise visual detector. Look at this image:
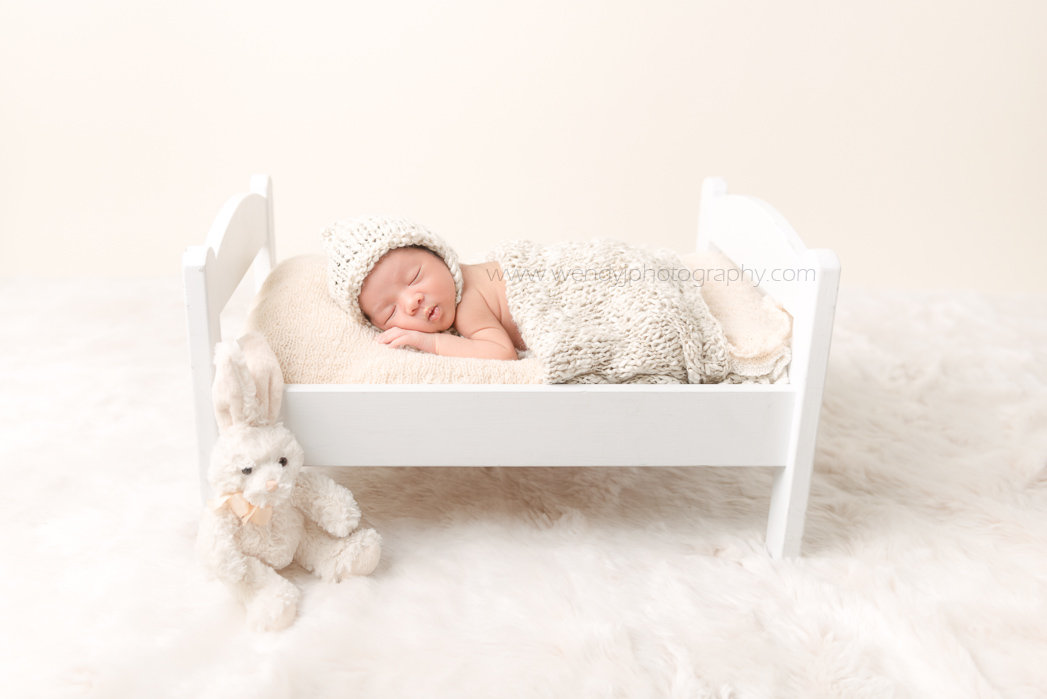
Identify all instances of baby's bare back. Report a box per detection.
[458,262,527,351]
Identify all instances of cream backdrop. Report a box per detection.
[1,0,1045,291]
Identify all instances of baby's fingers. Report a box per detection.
[386,334,418,349]
[376,327,407,344]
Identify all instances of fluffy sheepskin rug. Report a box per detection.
[1,278,1045,698]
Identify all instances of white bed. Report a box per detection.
[183,175,840,558]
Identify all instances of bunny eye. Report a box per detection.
[241,466,253,475]
[279,457,288,467]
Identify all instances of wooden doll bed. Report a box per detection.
[183,175,840,558]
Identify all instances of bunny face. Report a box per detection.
[209,423,305,507]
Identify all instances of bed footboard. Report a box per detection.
[698,178,841,556]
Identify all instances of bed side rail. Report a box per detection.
[183,174,274,499]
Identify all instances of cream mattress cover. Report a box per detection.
[246,251,792,384]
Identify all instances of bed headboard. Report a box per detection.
[183,174,275,499]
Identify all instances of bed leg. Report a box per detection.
[765,360,822,559]
[765,456,813,559]
[765,248,839,559]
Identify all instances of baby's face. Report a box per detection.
[359,247,457,332]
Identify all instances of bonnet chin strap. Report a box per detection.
[210,492,274,526]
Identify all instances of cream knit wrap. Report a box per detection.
[489,239,731,384]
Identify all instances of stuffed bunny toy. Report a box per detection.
[197,332,381,631]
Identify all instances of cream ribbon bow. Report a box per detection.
[210,492,274,526]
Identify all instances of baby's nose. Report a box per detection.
[403,291,424,315]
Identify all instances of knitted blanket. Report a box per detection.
[489,239,731,384]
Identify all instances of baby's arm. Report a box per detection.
[377,291,518,360]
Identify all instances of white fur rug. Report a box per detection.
[2,278,1045,698]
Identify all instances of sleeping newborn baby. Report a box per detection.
[323,216,731,384]
[359,246,524,360]
[322,217,524,361]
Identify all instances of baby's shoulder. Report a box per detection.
[460,260,501,285]
[456,263,502,322]
[460,262,502,301]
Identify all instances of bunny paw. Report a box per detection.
[330,528,382,581]
[245,577,300,632]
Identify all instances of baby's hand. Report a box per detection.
[376,327,438,354]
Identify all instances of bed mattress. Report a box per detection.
[246,250,792,384]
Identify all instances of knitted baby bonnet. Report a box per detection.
[322,216,464,327]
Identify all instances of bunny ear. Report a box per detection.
[212,332,285,431]
[212,340,264,431]
[237,331,285,424]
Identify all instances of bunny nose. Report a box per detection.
[265,480,278,492]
